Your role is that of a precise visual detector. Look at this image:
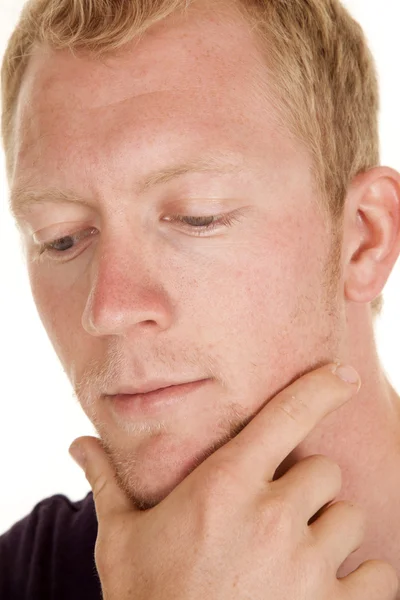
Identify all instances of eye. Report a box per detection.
[37,228,97,259]
[165,212,242,235]
[34,209,243,263]
[49,235,75,252]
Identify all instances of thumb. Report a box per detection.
[69,436,134,521]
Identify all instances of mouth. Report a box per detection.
[107,379,211,419]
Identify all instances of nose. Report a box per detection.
[81,242,173,337]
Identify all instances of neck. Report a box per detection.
[278,304,400,584]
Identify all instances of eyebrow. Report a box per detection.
[10,155,242,219]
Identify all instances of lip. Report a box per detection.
[108,378,202,396]
[108,379,211,418]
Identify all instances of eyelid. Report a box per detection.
[33,207,247,262]
[165,212,238,235]
[34,227,98,263]
[32,221,93,244]
[168,208,246,234]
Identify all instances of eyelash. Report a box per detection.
[37,212,242,258]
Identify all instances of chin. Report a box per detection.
[96,431,209,510]
[97,418,240,510]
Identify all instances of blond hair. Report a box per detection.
[1,0,383,315]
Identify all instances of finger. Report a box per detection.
[339,559,399,600]
[310,501,366,570]
[214,363,361,482]
[272,454,342,524]
[69,435,134,522]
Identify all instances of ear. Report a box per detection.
[343,166,400,305]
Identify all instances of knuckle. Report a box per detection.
[95,517,131,578]
[301,454,342,492]
[95,538,114,578]
[322,500,366,534]
[334,499,365,519]
[191,459,242,536]
[309,454,342,479]
[261,493,297,535]
[275,391,308,424]
[302,544,330,587]
[308,453,338,471]
[364,560,399,595]
[91,471,109,503]
[379,562,400,594]
[202,458,240,493]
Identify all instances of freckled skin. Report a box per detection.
[12,4,343,507]
[11,1,400,582]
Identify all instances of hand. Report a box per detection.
[69,363,399,600]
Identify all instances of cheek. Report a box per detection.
[28,266,84,364]
[195,225,339,401]
[202,224,327,335]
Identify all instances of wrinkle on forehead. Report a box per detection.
[16,0,271,118]
[10,2,307,198]
[9,0,298,185]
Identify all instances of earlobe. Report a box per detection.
[344,168,400,305]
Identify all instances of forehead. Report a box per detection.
[11,2,303,195]
[30,3,261,95]
[17,7,267,117]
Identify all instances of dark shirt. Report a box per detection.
[0,492,102,599]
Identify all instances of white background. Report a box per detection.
[0,0,399,535]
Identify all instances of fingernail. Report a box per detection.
[69,443,86,470]
[332,363,361,387]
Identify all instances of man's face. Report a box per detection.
[11,3,343,508]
